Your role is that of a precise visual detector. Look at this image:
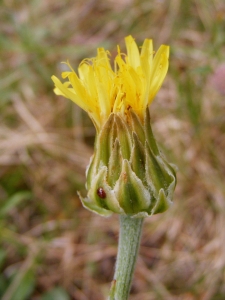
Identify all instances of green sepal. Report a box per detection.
[145,142,171,195]
[129,110,145,145]
[86,114,114,189]
[157,156,176,189]
[151,188,172,215]
[86,153,96,190]
[132,212,149,218]
[87,166,124,213]
[130,132,146,182]
[98,114,114,166]
[114,114,132,160]
[114,159,151,213]
[108,139,122,187]
[144,109,159,156]
[78,192,113,217]
[160,160,176,203]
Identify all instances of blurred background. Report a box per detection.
[1,0,225,299]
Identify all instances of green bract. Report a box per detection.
[79,109,176,217]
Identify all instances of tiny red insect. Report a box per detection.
[97,187,106,198]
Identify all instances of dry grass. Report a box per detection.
[1,0,225,299]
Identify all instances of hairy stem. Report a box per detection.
[109,215,144,300]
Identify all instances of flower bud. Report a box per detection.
[79,109,176,217]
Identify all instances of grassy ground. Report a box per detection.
[1,0,225,299]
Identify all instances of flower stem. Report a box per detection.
[109,215,144,300]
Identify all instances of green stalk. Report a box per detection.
[109,215,144,300]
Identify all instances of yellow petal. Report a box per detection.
[51,36,170,129]
[140,39,153,108]
[51,75,89,112]
[149,45,169,103]
[68,72,87,102]
[62,71,71,79]
[79,63,98,102]
[125,35,141,70]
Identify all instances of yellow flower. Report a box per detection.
[51,36,175,217]
[51,35,169,130]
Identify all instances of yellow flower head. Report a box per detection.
[51,35,169,130]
